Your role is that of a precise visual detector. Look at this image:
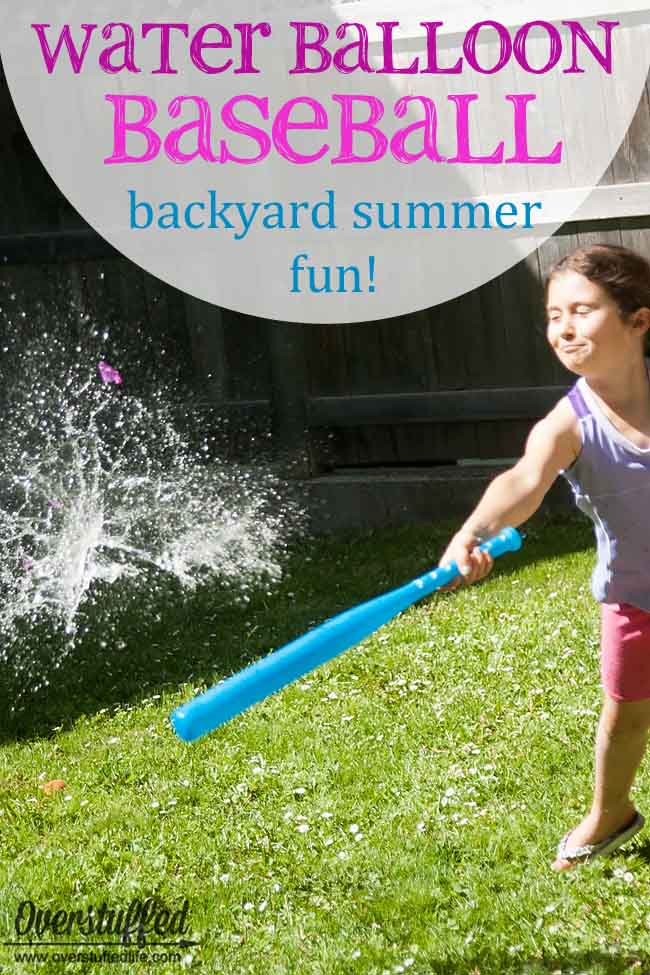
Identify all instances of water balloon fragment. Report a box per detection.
[98,360,123,385]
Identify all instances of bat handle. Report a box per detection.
[476,526,523,559]
[428,526,523,590]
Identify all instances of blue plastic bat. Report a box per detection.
[171,527,523,742]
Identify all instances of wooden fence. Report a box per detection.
[1,43,650,494]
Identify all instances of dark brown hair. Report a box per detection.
[545,243,650,319]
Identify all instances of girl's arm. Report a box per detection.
[439,397,580,587]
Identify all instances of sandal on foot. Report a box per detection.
[556,811,645,865]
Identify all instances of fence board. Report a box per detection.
[184,297,228,401]
[1,61,650,474]
[308,386,568,425]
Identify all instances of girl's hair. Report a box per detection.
[545,243,650,319]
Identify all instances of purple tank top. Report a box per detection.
[563,378,650,611]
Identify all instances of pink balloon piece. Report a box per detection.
[98,361,123,385]
[47,499,63,509]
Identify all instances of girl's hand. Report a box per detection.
[438,529,495,591]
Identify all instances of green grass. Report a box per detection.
[2,515,650,975]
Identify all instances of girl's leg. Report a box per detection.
[593,695,650,822]
[552,693,650,871]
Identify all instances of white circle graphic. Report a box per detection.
[1,1,648,323]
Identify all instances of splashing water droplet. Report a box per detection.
[0,323,302,709]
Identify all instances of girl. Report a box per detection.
[439,243,650,870]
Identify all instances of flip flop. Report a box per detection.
[555,811,645,866]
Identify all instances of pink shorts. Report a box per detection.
[601,602,650,702]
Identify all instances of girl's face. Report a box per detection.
[546,270,647,377]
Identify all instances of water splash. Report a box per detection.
[0,331,301,698]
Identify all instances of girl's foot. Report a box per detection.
[552,805,640,871]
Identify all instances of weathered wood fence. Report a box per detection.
[1,27,650,527]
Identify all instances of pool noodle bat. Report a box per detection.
[171,527,523,742]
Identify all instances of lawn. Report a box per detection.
[2,514,650,975]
